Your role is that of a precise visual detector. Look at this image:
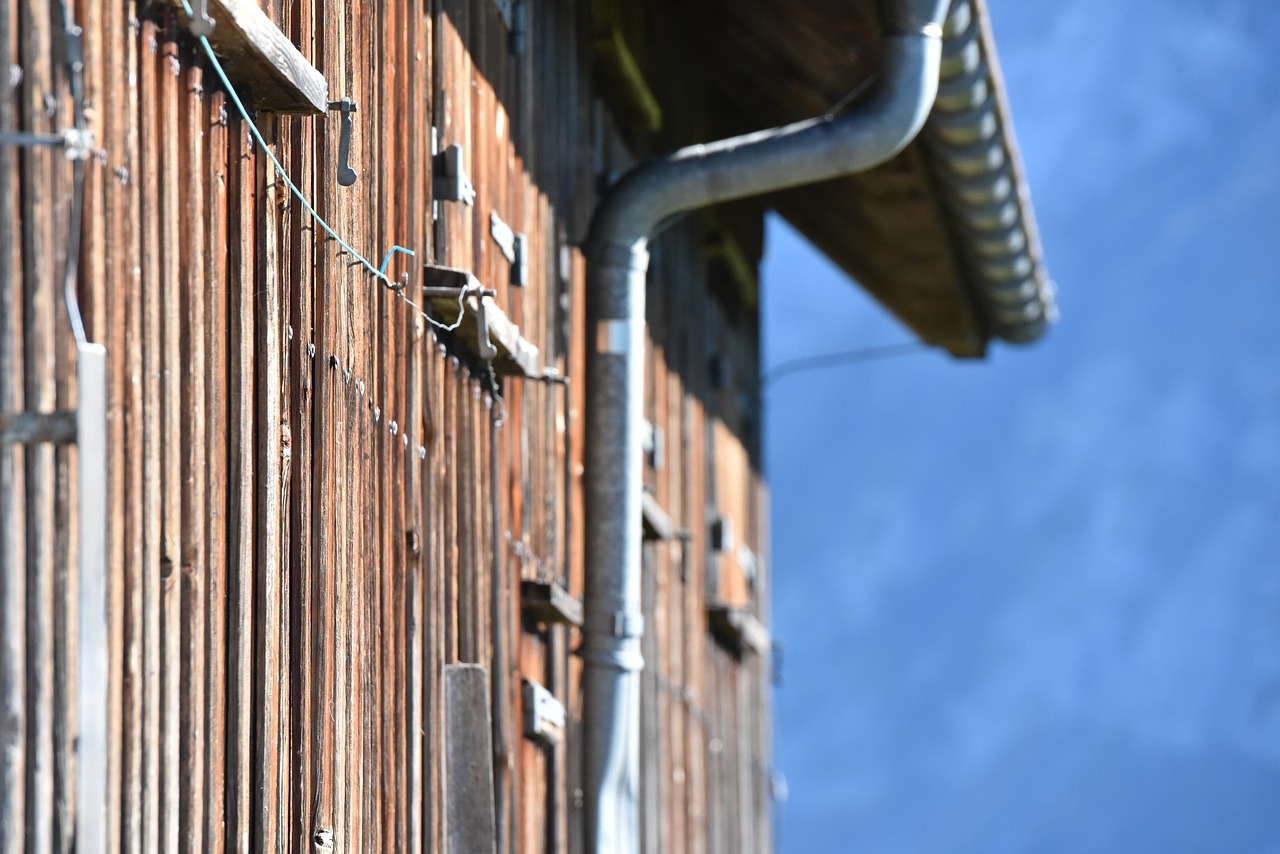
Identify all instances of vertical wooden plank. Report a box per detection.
[403,1,428,850]
[120,6,146,852]
[177,52,207,854]
[443,356,459,664]
[18,0,58,847]
[225,110,256,854]
[202,81,230,854]
[137,19,163,854]
[157,24,184,854]
[282,0,316,848]
[89,0,127,849]
[456,368,475,664]
[429,337,449,852]
[253,112,284,853]
[272,124,294,854]
[308,0,337,829]
[0,0,26,845]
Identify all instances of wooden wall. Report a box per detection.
[0,0,774,851]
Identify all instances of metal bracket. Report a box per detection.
[738,543,759,590]
[0,127,95,160]
[488,211,529,287]
[641,419,664,471]
[611,610,644,639]
[522,679,565,746]
[0,410,77,445]
[511,233,528,286]
[328,99,357,187]
[189,0,216,37]
[475,295,499,362]
[490,211,516,263]
[709,515,733,554]
[432,130,475,209]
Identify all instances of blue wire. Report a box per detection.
[380,245,414,275]
[179,1,467,333]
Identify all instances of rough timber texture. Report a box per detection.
[2,0,774,851]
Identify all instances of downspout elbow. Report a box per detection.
[586,4,947,254]
[580,3,947,852]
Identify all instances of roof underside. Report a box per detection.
[677,0,1053,357]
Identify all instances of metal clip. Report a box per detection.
[489,211,528,287]
[522,679,565,746]
[490,211,516,262]
[328,98,358,187]
[475,295,499,362]
[61,127,93,161]
[511,233,528,286]
[611,610,645,639]
[189,0,216,37]
[432,133,475,206]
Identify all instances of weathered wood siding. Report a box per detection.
[0,0,773,851]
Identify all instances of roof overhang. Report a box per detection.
[681,0,1054,356]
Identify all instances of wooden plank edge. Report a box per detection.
[706,604,770,658]
[167,0,329,114]
[518,579,583,629]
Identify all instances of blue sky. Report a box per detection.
[763,1,1280,851]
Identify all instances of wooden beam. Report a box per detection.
[181,0,329,114]
[519,579,584,628]
[707,604,770,657]
[640,491,673,542]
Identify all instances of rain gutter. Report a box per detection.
[579,1,951,850]
[925,0,1056,342]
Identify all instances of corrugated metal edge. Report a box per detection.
[923,0,1057,344]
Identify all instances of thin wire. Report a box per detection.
[57,0,88,345]
[62,158,87,345]
[178,0,469,334]
[762,340,927,388]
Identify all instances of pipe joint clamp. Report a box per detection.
[612,610,645,639]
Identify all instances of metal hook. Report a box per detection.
[328,98,357,187]
[190,0,216,37]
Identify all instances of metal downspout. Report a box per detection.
[579,1,950,851]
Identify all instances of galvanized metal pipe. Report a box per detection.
[580,2,950,851]
[75,342,108,854]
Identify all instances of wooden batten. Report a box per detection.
[179,0,328,114]
[707,604,771,658]
[640,491,673,542]
[519,579,584,628]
